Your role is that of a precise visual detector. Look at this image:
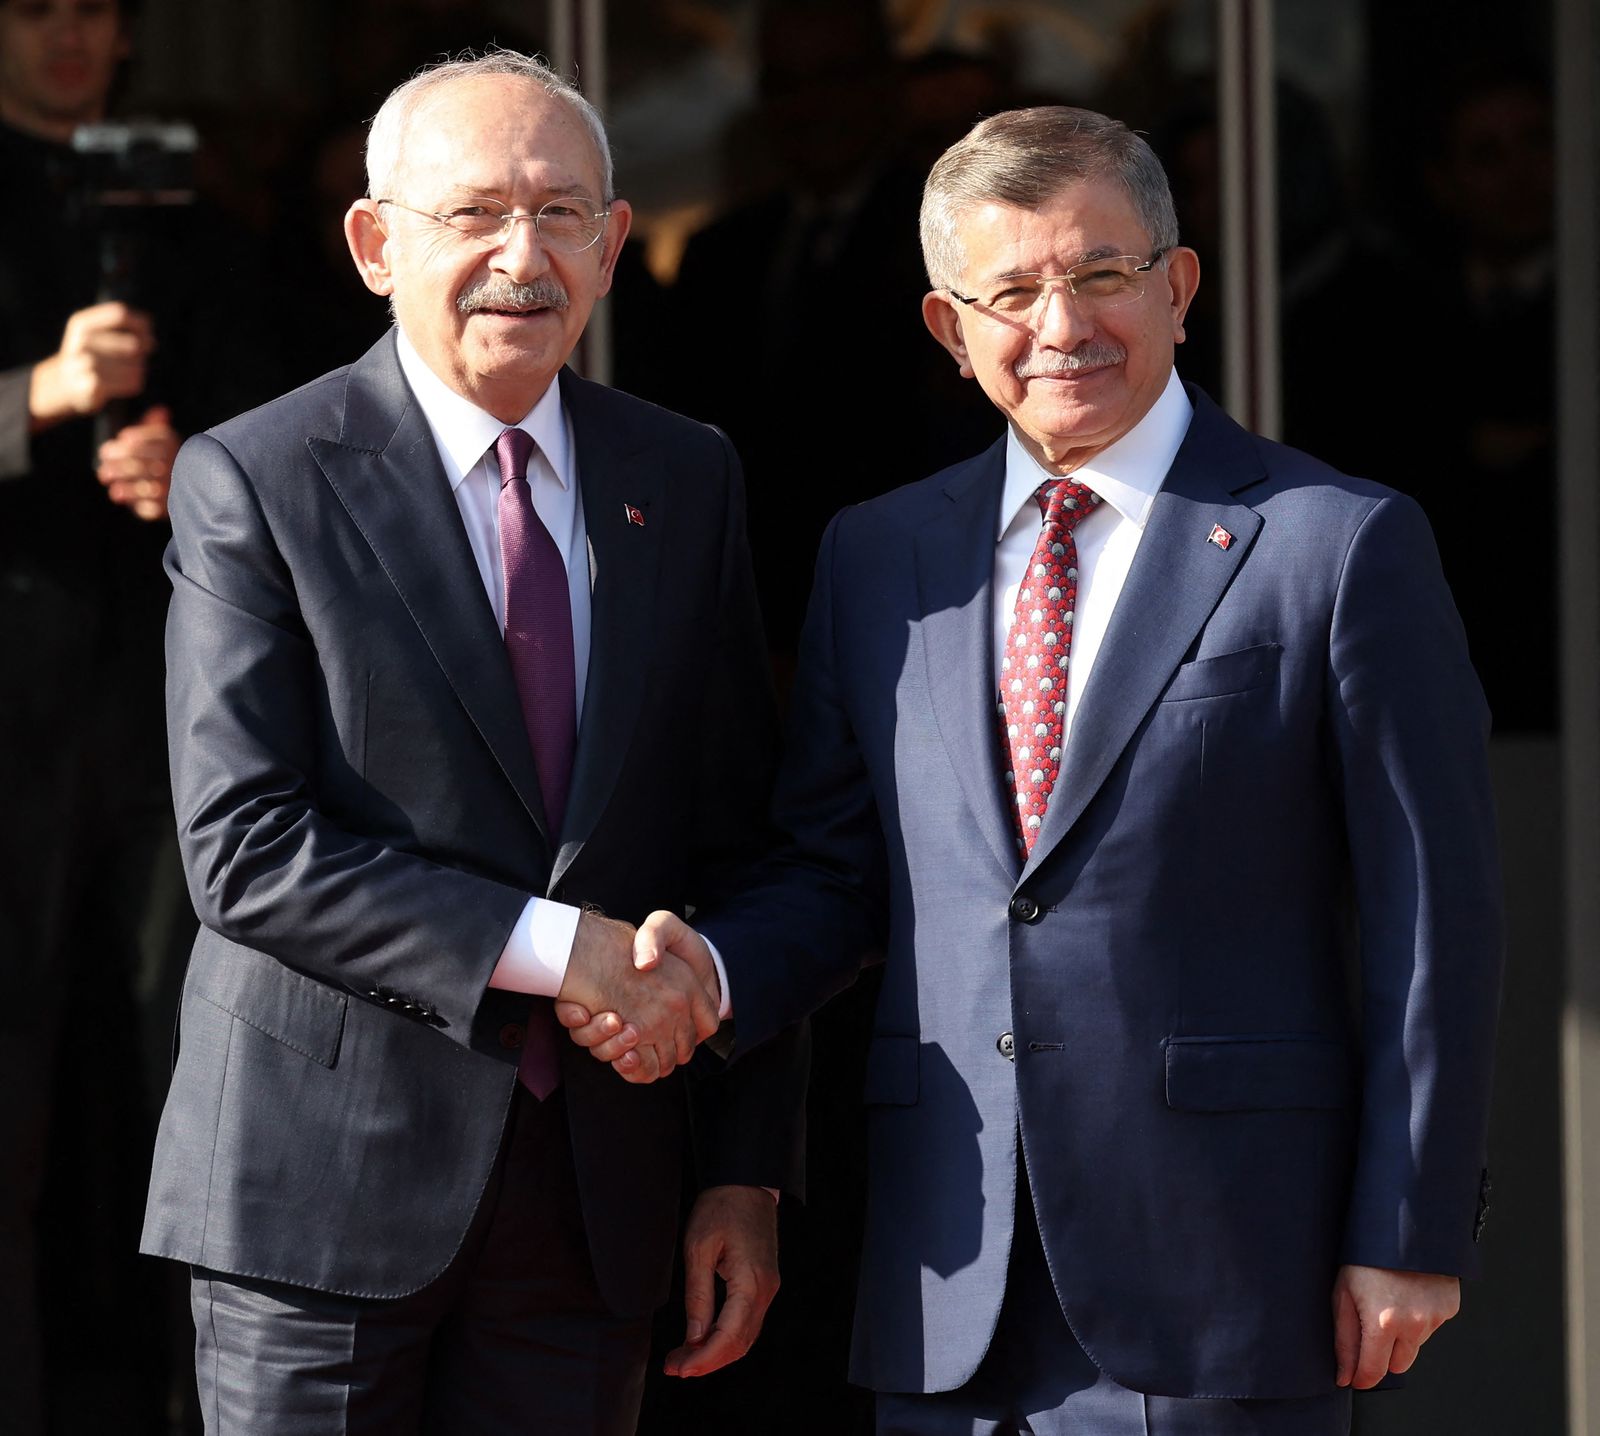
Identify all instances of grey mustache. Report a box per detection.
[457,277,570,314]
[1014,339,1126,379]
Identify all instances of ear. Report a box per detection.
[1163,246,1201,344]
[593,199,635,300]
[345,200,395,297]
[922,290,975,379]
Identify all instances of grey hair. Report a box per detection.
[365,48,614,203]
[919,106,1179,289]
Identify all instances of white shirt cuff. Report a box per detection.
[701,933,733,1020]
[488,897,581,995]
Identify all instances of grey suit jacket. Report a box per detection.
[142,333,805,1315]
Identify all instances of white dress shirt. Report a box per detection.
[395,332,587,997]
[715,368,1193,1018]
[993,368,1192,749]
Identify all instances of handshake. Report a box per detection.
[554,911,723,1082]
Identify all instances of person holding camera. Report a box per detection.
[0,2,248,1430]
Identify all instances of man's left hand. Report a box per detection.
[663,1184,779,1378]
[1332,1263,1461,1389]
[98,404,179,521]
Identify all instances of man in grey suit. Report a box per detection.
[566,107,1502,1434]
[142,51,802,1433]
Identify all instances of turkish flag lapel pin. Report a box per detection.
[624,503,646,527]
[1206,523,1234,550]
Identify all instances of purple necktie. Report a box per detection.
[496,426,576,1099]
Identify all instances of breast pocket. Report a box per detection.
[1159,642,1281,703]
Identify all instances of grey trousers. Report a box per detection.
[190,1088,652,1435]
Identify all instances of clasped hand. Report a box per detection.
[555,912,720,1082]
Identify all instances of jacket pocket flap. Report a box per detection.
[189,942,347,1068]
[1164,1035,1351,1112]
[863,1035,919,1106]
[1160,643,1281,703]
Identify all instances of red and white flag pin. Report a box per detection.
[1206,523,1234,550]
[624,503,646,527]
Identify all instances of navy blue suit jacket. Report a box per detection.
[704,388,1501,1398]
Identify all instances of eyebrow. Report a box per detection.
[438,181,601,206]
[1073,245,1129,264]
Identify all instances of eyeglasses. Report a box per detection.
[374,196,612,253]
[947,251,1167,320]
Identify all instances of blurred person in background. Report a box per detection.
[0,1,275,1429]
[1392,61,1557,733]
[1282,59,1557,733]
[662,0,997,685]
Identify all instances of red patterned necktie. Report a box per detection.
[495,426,575,1099]
[998,478,1102,858]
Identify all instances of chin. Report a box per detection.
[1025,393,1116,430]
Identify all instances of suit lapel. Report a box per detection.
[307,335,554,846]
[1021,392,1264,880]
[550,370,664,886]
[914,440,1019,879]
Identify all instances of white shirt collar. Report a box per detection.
[998,368,1193,538]
[394,328,573,493]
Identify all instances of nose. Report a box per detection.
[489,215,552,282]
[1033,284,1094,350]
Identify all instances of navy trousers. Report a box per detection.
[878,1165,1351,1436]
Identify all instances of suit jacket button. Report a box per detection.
[500,1023,525,1050]
[998,1031,1016,1059]
[1009,895,1041,923]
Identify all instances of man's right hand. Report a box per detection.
[555,912,720,1082]
[557,911,721,1081]
[27,302,156,430]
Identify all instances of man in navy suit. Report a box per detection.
[142,52,803,1434]
[565,107,1501,1434]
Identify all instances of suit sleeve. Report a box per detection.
[685,429,810,1198]
[1327,492,1503,1277]
[698,507,889,1058]
[164,431,529,1042]
[0,367,32,480]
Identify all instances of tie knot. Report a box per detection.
[1035,478,1101,532]
[495,427,536,488]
